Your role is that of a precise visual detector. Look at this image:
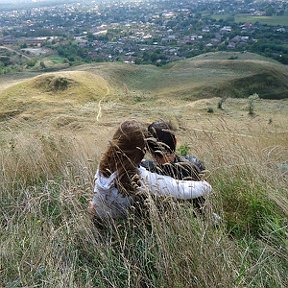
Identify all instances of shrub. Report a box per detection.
[26,59,37,68]
[40,61,46,70]
[177,144,190,156]
[207,107,214,113]
[217,97,226,110]
[49,77,70,91]
[248,93,259,116]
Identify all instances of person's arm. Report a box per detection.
[138,166,212,200]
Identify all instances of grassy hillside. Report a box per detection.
[0,52,287,133]
[0,106,287,287]
[72,51,288,100]
[0,51,288,287]
[0,71,110,122]
[0,52,287,118]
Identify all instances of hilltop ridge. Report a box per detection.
[68,52,288,99]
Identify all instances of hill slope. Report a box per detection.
[0,52,287,120]
[75,52,288,100]
[0,71,109,119]
[0,53,288,288]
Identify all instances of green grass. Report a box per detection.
[211,14,288,26]
[82,52,288,100]
[236,15,288,26]
[46,55,68,64]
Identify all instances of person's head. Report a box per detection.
[100,120,148,173]
[99,120,148,195]
[147,121,176,164]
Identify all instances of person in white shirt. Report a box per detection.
[88,120,212,220]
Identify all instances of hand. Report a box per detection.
[131,173,142,190]
[88,201,96,218]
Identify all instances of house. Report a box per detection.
[240,23,253,30]
[220,26,232,33]
[227,42,236,49]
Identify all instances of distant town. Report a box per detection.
[0,0,287,73]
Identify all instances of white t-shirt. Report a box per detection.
[92,166,212,219]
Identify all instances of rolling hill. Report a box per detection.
[63,51,288,100]
[0,52,287,122]
[0,54,288,288]
[0,71,110,121]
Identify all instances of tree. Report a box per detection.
[0,56,11,66]
[20,42,27,49]
[40,61,46,70]
[87,32,96,42]
[26,59,37,68]
[265,6,275,16]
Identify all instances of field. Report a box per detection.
[0,53,288,287]
[211,14,288,26]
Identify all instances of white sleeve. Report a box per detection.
[138,166,212,200]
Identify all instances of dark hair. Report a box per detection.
[147,121,176,156]
[99,120,148,196]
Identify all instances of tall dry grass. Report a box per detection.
[0,120,287,287]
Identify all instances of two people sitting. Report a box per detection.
[89,120,211,221]
[142,121,206,213]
